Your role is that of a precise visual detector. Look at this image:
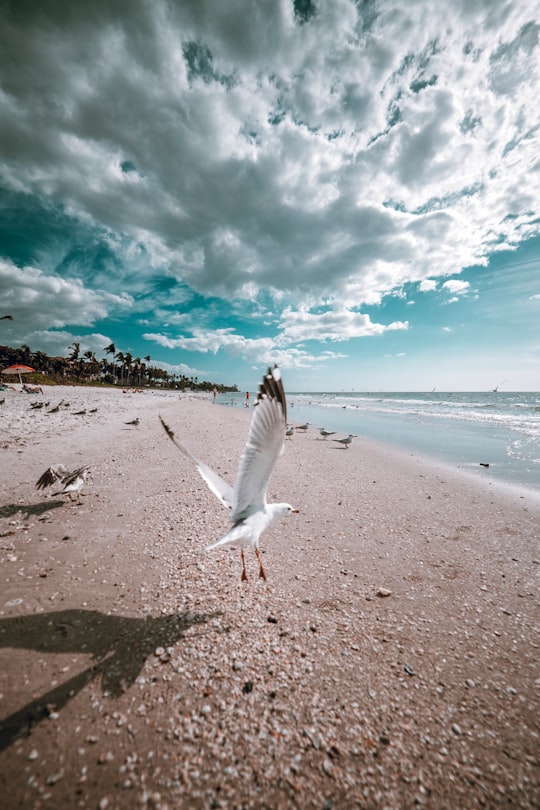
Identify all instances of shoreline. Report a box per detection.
[1,385,539,808]
[355,431,540,510]
[218,393,540,505]
[280,393,540,497]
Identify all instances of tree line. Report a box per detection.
[0,342,238,393]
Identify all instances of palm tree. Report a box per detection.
[142,355,151,387]
[50,355,65,379]
[123,352,133,386]
[32,350,49,374]
[115,351,125,385]
[68,342,80,361]
[99,356,110,382]
[133,357,142,386]
[104,342,116,384]
[63,342,80,378]
[83,350,99,380]
[17,344,32,365]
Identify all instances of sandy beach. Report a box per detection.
[0,384,538,809]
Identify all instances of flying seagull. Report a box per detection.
[36,464,90,503]
[319,428,336,440]
[160,365,298,581]
[333,434,356,449]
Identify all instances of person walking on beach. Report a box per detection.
[213,387,217,403]
[245,391,250,408]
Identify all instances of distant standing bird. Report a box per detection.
[333,434,356,449]
[319,428,336,440]
[285,424,295,440]
[47,400,63,413]
[36,464,90,503]
[125,418,139,426]
[160,366,298,581]
[297,422,310,432]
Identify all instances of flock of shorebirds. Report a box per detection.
[285,422,357,448]
[30,366,357,582]
[24,398,99,415]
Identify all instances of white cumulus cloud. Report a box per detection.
[277,306,408,343]
[442,279,471,296]
[0,0,538,361]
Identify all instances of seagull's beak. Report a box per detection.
[292,509,300,513]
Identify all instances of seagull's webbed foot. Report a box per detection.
[241,550,248,581]
[255,548,267,581]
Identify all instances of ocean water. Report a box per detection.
[220,390,540,494]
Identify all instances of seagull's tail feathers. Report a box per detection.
[159,415,234,509]
[206,522,250,552]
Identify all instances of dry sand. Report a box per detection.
[0,384,538,809]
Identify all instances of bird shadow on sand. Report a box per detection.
[0,500,65,520]
[0,607,220,751]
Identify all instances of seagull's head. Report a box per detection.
[273,503,299,519]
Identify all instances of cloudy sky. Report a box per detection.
[1,0,539,391]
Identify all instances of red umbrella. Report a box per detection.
[1,364,36,384]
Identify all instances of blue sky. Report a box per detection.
[0,0,539,391]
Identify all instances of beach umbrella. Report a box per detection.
[1,363,36,384]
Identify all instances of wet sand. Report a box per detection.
[0,384,539,808]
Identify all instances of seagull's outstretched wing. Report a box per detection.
[159,416,233,509]
[59,466,89,489]
[231,366,286,522]
[36,464,68,490]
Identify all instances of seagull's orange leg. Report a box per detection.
[255,548,267,581]
[241,550,248,581]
